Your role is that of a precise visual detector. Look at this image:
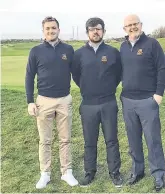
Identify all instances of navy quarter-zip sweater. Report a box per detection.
[71,42,122,105]
[25,41,74,103]
[120,33,165,99]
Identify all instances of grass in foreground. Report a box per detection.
[1,87,165,193]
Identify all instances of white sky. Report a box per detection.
[0,0,165,39]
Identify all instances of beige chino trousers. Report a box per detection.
[36,94,72,175]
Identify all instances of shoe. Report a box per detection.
[110,171,123,188]
[80,171,95,187]
[36,172,51,189]
[154,176,164,192]
[61,169,78,186]
[126,172,145,185]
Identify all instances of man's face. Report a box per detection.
[43,21,60,42]
[123,16,142,38]
[87,24,104,43]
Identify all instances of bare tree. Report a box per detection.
[152,26,165,38]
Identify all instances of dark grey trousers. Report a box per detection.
[80,98,121,174]
[121,96,165,179]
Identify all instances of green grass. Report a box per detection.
[1,42,40,56]
[2,56,27,87]
[157,38,165,51]
[2,87,165,193]
[1,38,165,57]
[1,40,165,193]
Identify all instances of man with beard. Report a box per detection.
[120,14,165,191]
[71,17,123,187]
[25,16,78,189]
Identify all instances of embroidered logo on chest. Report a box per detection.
[101,56,107,63]
[137,49,143,55]
[62,54,67,60]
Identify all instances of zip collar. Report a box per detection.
[43,39,61,48]
[125,32,147,44]
[85,41,105,51]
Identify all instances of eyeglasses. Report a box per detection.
[88,27,103,32]
[124,22,140,28]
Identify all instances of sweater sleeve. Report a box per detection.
[25,48,37,103]
[115,49,122,86]
[152,40,165,96]
[69,45,74,69]
[119,43,124,83]
[70,49,81,87]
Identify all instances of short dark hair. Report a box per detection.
[86,17,105,32]
[42,16,59,28]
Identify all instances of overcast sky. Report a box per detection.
[0,0,165,40]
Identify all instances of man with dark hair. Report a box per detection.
[71,17,123,187]
[25,16,78,189]
[120,14,165,192]
[85,17,105,33]
[42,16,60,28]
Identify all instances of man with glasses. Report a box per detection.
[120,14,165,191]
[71,17,123,187]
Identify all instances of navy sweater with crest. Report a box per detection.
[71,42,122,105]
[25,41,74,103]
[120,33,165,99]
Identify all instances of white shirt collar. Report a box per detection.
[88,41,103,52]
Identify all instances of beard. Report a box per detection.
[129,28,141,37]
[89,34,103,43]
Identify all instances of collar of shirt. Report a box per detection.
[125,31,144,47]
[88,40,103,52]
[48,39,60,48]
[129,36,140,47]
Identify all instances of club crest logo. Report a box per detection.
[137,49,143,55]
[62,54,67,60]
[101,56,107,63]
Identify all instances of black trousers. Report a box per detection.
[121,96,165,179]
[80,98,121,174]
